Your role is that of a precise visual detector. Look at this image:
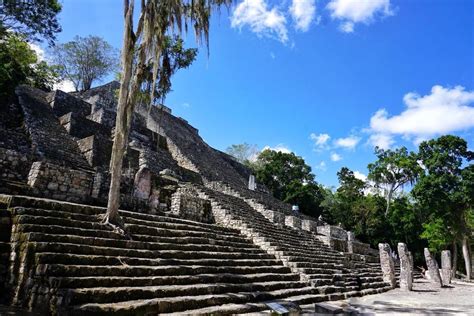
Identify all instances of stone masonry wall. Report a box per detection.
[27,161,93,203]
[0,148,31,183]
[171,187,214,223]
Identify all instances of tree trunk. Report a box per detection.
[452,241,458,278]
[384,183,395,216]
[462,235,471,280]
[104,0,136,225]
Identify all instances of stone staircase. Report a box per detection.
[1,195,337,315]
[196,185,391,301]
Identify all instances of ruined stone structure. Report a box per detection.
[441,250,452,286]
[424,248,443,287]
[378,243,396,289]
[397,243,413,291]
[0,83,392,314]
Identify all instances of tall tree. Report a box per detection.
[52,36,118,91]
[0,34,59,100]
[368,146,421,215]
[225,143,258,165]
[412,135,473,279]
[254,149,324,217]
[104,0,230,229]
[0,0,61,44]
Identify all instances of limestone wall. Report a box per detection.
[0,149,31,183]
[171,187,214,223]
[27,161,93,203]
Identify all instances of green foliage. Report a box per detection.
[254,149,324,217]
[0,0,62,45]
[225,143,258,166]
[413,135,473,253]
[52,35,118,91]
[421,218,453,253]
[0,34,59,100]
[368,146,422,214]
[134,36,197,106]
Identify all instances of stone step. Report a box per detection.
[17,223,249,245]
[51,273,302,289]
[278,293,328,306]
[68,287,319,315]
[37,264,293,278]
[15,214,244,242]
[31,242,276,261]
[294,267,344,275]
[160,302,267,315]
[26,232,262,254]
[34,252,283,268]
[360,281,388,289]
[64,281,310,305]
[6,196,241,234]
[13,207,240,237]
[269,243,340,256]
[280,256,344,266]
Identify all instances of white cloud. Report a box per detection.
[370,85,474,143]
[54,80,76,92]
[231,0,288,43]
[315,161,327,171]
[334,135,360,150]
[182,102,190,108]
[310,132,331,151]
[270,52,276,59]
[330,152,342,161]
[290,0,316,32]
[263,144,292,154]
[327,0,393,33]
[353,170,367,181]
[339,21,354,33]
[368,133,394,150]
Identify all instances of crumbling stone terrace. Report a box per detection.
[1,82,395,314]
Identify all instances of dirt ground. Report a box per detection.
[336,278,474,315]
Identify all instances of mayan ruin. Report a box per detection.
[0,0,473,315]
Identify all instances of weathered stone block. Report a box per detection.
[441,250,452,285]
[397,243,413,291]
[301,219,318,232]
[424,248,443,287]
[133,167,151,200]
[379,243,396,288]
[285,216,302,229]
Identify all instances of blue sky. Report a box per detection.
[48,0,473,187]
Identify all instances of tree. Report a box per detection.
[0,34,59,101]
[412,135,473,279]
[143,36,197,104]
[253,149,324,217]
[225,143,258,165]
[52,36,118,91]
[328,167,367,231]
[0,0,61,44]
[104,0,231,229]
[368,146,421,215]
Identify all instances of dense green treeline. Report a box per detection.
[228,135,473,274]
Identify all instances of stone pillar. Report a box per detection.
[347,232,355,253]
[441,250,452,285]
[424,248,443,287]
[397,243,413,291]
[379,243,396,288]
[285,216,302,229]
[133,167,151,200]
[301,219,318,232]
[248,175,256,191]
[408,251,414,280]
